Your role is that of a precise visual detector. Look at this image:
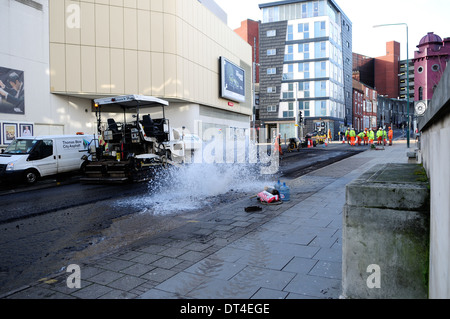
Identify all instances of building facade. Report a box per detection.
[399,59,414,101]
[234,19,260,127]
[0,0,253,147]
[377,95,408,130]
[352,79,377,131]
[412,32,450,105]
[257,0,352,142]
[374,41,400,99]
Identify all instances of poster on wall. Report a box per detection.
[19,123,34,137]
[219,57,246,103]
[2,123,18,145]
[0,67,25,114]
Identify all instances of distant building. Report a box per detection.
[412,32,450,106]
[353,53,375,88]
[353,41,410,130]
[399,59,414,102]
[352,80,377,131]
[374,41,401,99]
[377,95,408,130]
[234,20,261,127]
[257,0,352,142]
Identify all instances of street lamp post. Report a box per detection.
[373,23,410,148]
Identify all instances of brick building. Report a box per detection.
[234,20,261,125]
[374,41,401,99]
[352,79,377,131]
[412,32,450,106]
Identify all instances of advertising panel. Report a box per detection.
[0,67,25,114]
[220,57,246,103]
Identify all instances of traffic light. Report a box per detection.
[298,111,303,124]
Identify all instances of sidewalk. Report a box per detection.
[2,140,413,299]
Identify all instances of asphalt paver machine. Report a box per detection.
[82,95,185,183]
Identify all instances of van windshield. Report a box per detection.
[4,139,38,155]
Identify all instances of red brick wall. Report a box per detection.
[234,20,260,83]
[374,41,400,98]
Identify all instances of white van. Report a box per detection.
[0,135,95,184]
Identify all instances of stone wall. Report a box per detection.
[342,164,430,299]
[418,62,450,299]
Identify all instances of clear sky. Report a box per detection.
[215,0,450,60]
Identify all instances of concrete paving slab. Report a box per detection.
[184,259,247,280]
[251,288,289,299]
[283,273,341,299]
[282,257,318,274]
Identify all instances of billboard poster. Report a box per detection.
[220,57,246,103]
[0,67,25,114]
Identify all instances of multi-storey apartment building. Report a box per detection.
[258,0,352,142]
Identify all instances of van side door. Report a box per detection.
[55,138,87,173]
[27,140,58,177]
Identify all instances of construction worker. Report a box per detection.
[383,128,387,146]
[369,128,375,145]
[275,133,283,157]
[350,128,356,146]
[357,131,364,146]
[345,128,350,144]
[388,127,394,146]
[376,127,383,145]
[363,128,369,145]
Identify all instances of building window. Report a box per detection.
[315,101,327,116]
[282,64,294,81]
[282,83,295,99]
[298,62,310,79]
[299,82,310,98]
[419,87,423,100]
[298,43,310,59]
[287,25,293,41]
[314,42,327,58]
[313,1,320,17]
[267,87,276,93]
[267,49,276,56]
[315,81,327,97]
[299,101,311,117]
[284,45,294,61]
[432,64,440,72]
[314,21,326,37]
[267,105,277,112]
[417,66,424,73]
[283,103,294,118]
[267,30,277,37]
[298,23,310,39]
[267,68,276,75]
[315,61,327,77]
